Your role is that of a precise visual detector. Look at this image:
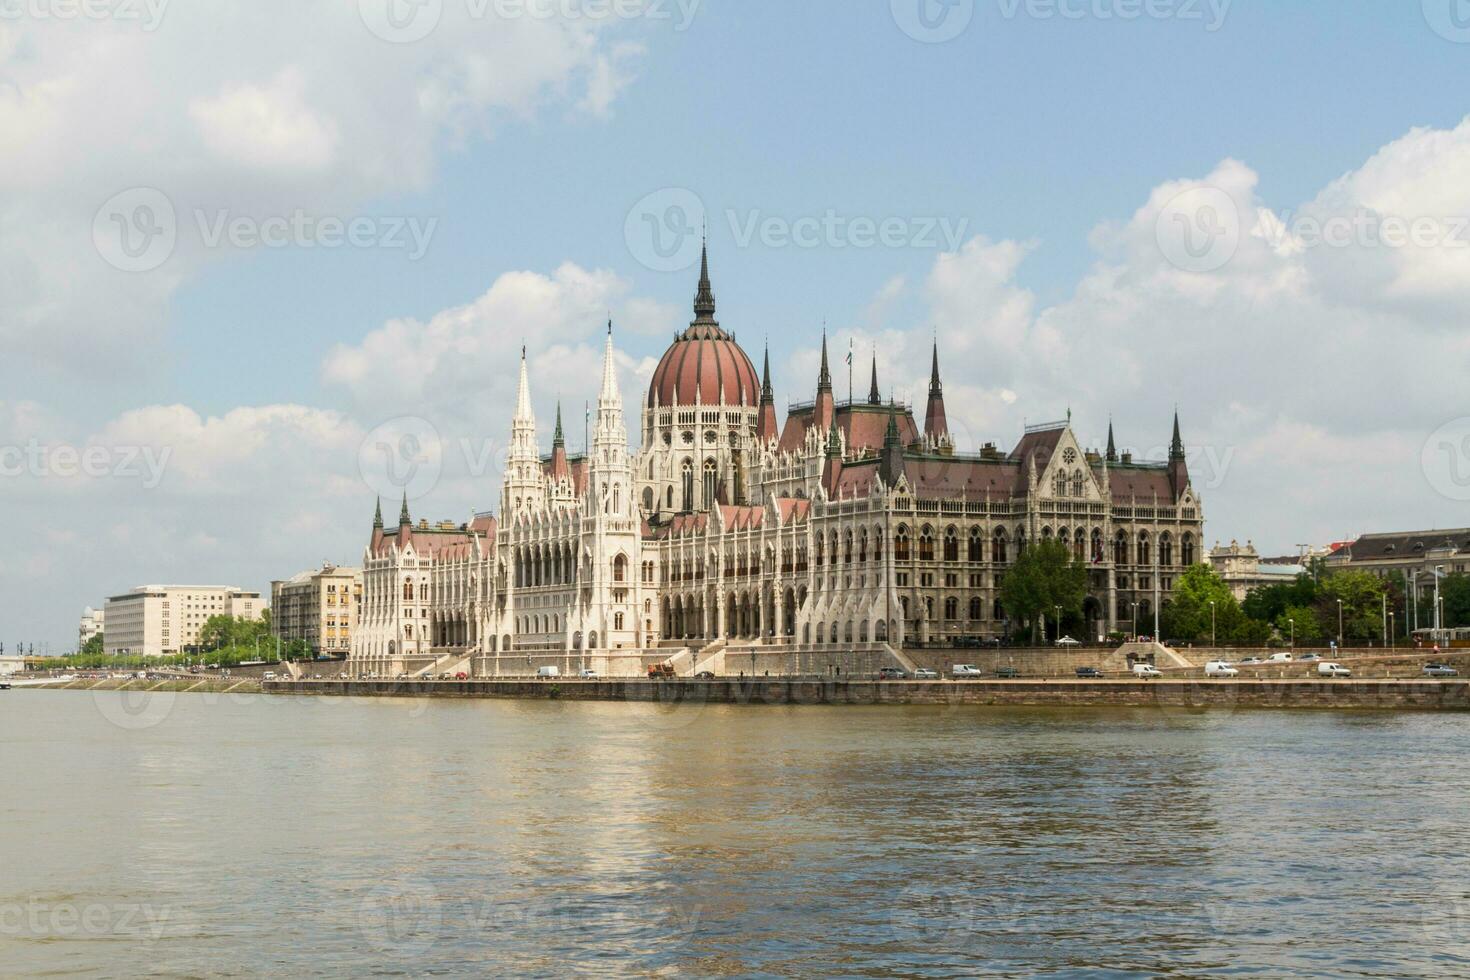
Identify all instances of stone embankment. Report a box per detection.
[264,676,1470,710]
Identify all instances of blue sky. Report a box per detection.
[5,0,1470,648]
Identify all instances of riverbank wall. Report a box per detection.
[262,677,1470,710]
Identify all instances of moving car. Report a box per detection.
[1204,661,1239,678]
[262,671,277,681]
[1423,663,1460,678]
[536,666,561,679]
[1131,663,1164,679]
[1297,652,1321,662]
[912,668,939,680]
[1074,666,1103,679]
[1238,656,1264,665]
[878,667,908,680]
[995,666,1020,679]
[951,664,983,678]
[455,672,469,680]
[579,668,600,679]
[1268,652,1294,663]
[1055,636,1081,647]
[1317,662,1351,678]
[694,670,715,679]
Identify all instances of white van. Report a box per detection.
[536,666,561,679]
[1132,663,1163,679]
[1204,661,1239,678]
[1267,652,1294,663]
[262,671,277,681]
[1317,662,1351,678]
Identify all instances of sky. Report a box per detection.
[4,0,1470,650]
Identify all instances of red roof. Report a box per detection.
[778,403,920,454]
[647,324,760,408]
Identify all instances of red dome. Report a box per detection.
[647,323,760,408]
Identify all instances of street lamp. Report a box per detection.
[1435,565,1445,642]
[1209,600,1216,648]
[1288,617,1295,650]
[1389,611,1395,651]
[1131,601,1139,640]
[1336,598,1344,651]
[1055,605,1063,642]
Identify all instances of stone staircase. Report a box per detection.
[693,639,726,675]
[412,650,472,678]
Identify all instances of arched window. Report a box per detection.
[969,597,983,620]
[1114,531,1127,566]
[1160,533,1173,567]
[944,597,958,620]
[643,487,654,512]
[895,526,911,562]
[943,527,959,562]
[968,528,982,562]
[1182,533,1196,566]
[402,580,414,600]
[1072,470,1085,497]
[681,460,694,512]
[992,528,1008,564]
[858,529,868,563]
[1137,533,1151,566]
[1054,471,1068,497]
[613,554,627,583]
[703,459,718,508]
[1091,528,1104,564]
[873,528,884,562]
[830,622,839,643]
[815,622,824,645]
[919,526,934,561]
[844,531,853,564]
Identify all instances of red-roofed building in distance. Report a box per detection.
[349,247,1205,679]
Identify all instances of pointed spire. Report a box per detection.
[373,497,383,529]
[399,492,410,526]
[760,343,774,403]
[1106,419,1118,463]
[553,402,564,448]
[929,339,942,395]
[692,238,717,324]
[924,338,949,446]
[817,329,832,392]
[1170,410,1185,460]
[884,399,901,448]
[515,346,533,421]
[599,321,620,406]
[868,352,881,405]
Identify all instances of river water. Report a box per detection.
[2,690,1468,977]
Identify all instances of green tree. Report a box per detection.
[1159,564,1256,644]
[1439,573,1470,629]
[80,634,105,656]
[1275,604,1325,645]
[1243,573,1320,624]
[1317,570,1388,644]
[998,539,1088,642]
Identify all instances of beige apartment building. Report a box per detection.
[271,564,362,656]
[78,606,105,649]
[103,586,265,657]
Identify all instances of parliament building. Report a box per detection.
[349,249,1204,678]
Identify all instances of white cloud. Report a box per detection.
[0,4,651,371]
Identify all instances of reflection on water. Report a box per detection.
[1,693,1468,977]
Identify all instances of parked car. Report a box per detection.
[1132,663,1164,679]
[262,671,277,681]
[913,668,940,680]
[1074,666,1103,679]
[1205,660,1239,678]
[1297,652,1321,662]
[1268,652,1294,663]
[536,666,561,679]
[455,672,469,680]
[951,664,984,678]
[1055,636,1081,647]
[579,668,600,679]
[694,670,715,679]
[1238,656,1264,665]
[995,666,1020,679]
[878,667,908,680]
[1423,663,1460,678]
[1317,661,1351,678]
